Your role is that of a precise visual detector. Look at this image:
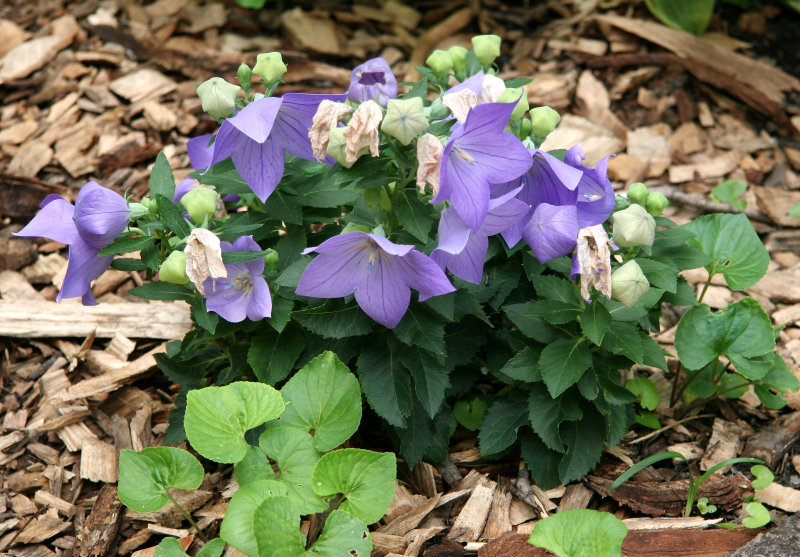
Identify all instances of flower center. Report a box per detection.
[452,147,475,164]
[358,71,386,86]
[232,272,253,293]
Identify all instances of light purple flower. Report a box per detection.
[347,57,398,107]
[431,188,528,283]
[203,236,271,323]
[204,93,346,202]
[15,181,130,305]
[431,101,532,232]
[296,232,455,328]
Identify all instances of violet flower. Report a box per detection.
[497,144,615,263]
[204,93,346,202]
[15,181,130,305]
[431,101,532,232]
[203,235,271,323]
[432,188,528,283]
[296,232,455,328]
[347,57,398,107]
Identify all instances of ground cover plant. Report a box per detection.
[14,34,799,556]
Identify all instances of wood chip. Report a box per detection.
[109,69,176,102]
[481,481,513,539]
[756,482,800,512]
[79,439,118,483]
[7,140,54,178]
[540,114,624,166]
[700,418,744,472]
[281,8,340,55]
[76,483,123,557]
[556,483,593,512]
[34,490,77,518]
[15,507,71,545]
[447,476,497,542]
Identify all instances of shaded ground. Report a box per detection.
[2,1,800,556]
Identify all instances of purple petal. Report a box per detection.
[564,144,585,168]
[444,71,485,96]
[173,177,195,203]
[523,203,579,263]
[347,58,398,107]
[575,155,615,228]
[230,135,285,202]
[187,134,214,170]
[58,238,113,303]
[434,207,471,255]
[246,277,272,320]
[205,277,250,323]
[14,195,78,245]
[296,250,368,299]
[73,182,130,250]
[395,250,456,301]
[500,216,527,249]
[440,150,492,231]
[480,193,529,236]
[354,256,410,328]
[525,150,583,207]
[432,233,488,284]
[229,97,282,143]
[302,231,372,256]
[273,93,346,162]
[368,234,415,257]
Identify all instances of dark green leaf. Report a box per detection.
[393,306,445,355]
[400,347,450,418]
[479,392,529,456]
[263,191,302,225]
[557,408,606,484]
[357,344,412,427]
[293,300,375,339]
[99,235,154,256]
[395,191,434,242]
[579,301,612,345]
[520,432,562,489]
[247,325,306,384]
[539,338,592,398]
[110,257,149,271]
[505,302,559,343]
[149,151,175,200]
[191,298,218,333]
[636,257,678,293]
[601,322,644,364]
[222,250,269,264]
[154,194,190,237]
[497,347,541,383]
[129,282,192,301]
[528,384,583,453]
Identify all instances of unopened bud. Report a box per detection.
[612,260,650,307]
[612,203,655,248]
[326,127,356,168]
[645,191,669,217]
[252,52,287,86]
[627,182,649,206]
[496,87,528,121]
[129,202,149,220]
[447,45,468,74]
[381,97,429,145]
[237,63,252,90]
[518,117,532,139]
[196,77,241,119]
[428,97,449,120]
[263,249,279,272]
[471,34,501,66]
[426,50,453,78]
[342,222,372,234]
[529,106,561,138]
[159,250,190,285]
[181,187,218,223]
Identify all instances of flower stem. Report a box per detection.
[165,489,207,542]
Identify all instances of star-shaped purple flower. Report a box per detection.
[431,187,529,283]
[15,181,130,305]
[204,93,346,202]
[296,232,455,328]
[347,57,398,107]
[431,101,532,232]
[203,235,272,323]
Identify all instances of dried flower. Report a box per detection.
[572,225,614,301]
[442,88,478,124]
[342,100,382,163]
[416,133,444,195]
[184,228,227,295]
[308,100,352,162]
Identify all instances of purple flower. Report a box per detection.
[498,144,615,263]
[431,101,532,232]
[296,232,455,328]
[203,236,271,323]
[347,57,398,107]
[204,93,346,202]
[431,188,528,283]
[15,181,130,305]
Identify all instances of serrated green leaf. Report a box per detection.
[400,347,450,418]
[293,301,375,338]
[625,377,659,410]
[129,281,193,301]
[675,298,774,371]
[393,306,445,354]
[150,151,176,200]
[529,299,583,325]
[580,301,612,345]
[521,432,562,489]
[539,339,592,398]
[278,351,362,452]
[601,322,644,364]
[118,447,203,512]
[528,384,583,453]
[528,508,628,557]
[636,257,678,293]
[357,345,412,427]
[155,194,191,237]
[264,191,303,225]
[307,509,372,557]
[110,257,149,271]
[478,392,529,456]
[220,480,288,556]
[234,445,276,487]
[557,409,606,484]
[191,298,218,334]
[395,191,434,242]
[98,235,154,256]
[683,213,769,290]
[312,448,396,524]
[247,325,305,384]
[498,347,541,383]
[185,382,284,463]
[275,256,311,288]
[505,302,559,343]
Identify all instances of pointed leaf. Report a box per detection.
[118,447,203,512]
[308,509,372,557]
[539,339,592,398]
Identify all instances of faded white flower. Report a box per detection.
[342,100,382,163]
[416,133,444,196]
[442,88,477,124]
[575,224,614,301]
[184,228,227,295]
[478,74,506,104]
[308,100,352,162]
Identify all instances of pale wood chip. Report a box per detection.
[556,483,593,512]
[700,418,744,472]
[281,7,340,54]
[109,69,177,103]
[481,481,513,539]
[34,490,77,518]
[447,475,497,542]
[378,494,440,536]
[80,439,118,482]
[76,482,123,557]
[622,516,721,530]
[15,508,71,545]
[7,140,54,178]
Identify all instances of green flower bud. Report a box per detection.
[645,191,669,217]
[381,97,429,146]
[237,63,252,90]
[326,126,356,168]
[471,34,502,66]
[529,106,561,138]
[496,87,528,121]
[252,52,288,86]
[426,49,453,78]
[342,222,372,234]
[159,250,190,285]
[518,117,532,139]
[448,45,468,74]
[181,187,218,223]
[428,97,450,120]
[612,260,650,307]
[196,77,241,119]
[612,204,656,248]
[263,249,279,272]
[129,202,149,220]
[627,182,650,206]
[614,194,630,212]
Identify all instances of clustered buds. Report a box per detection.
[426,50,453,78]
[625,182,669,217]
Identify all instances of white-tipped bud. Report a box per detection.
[612,260,650,307]
[196,77,241,119]
[612,203,656,248]
[381,97,429,146]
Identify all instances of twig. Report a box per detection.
[630,414,715,444]
[647,185,770,223]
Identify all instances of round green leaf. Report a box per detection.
[185,382,284,463]
[253,496,306,557]
[220,480,287,556]
[154,537,188,557]
[528,508,628,557]
[625,377,659,411]
[278,351,362,452]
[308,510,372,557]
[742,501,771,529]
[750,465,774,490]
[259,427,327,515]
[311,449,396,524]
[235,444,277,487]
[118,447,203,513]
[195,539,225,557]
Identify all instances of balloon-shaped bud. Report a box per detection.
[252,52,287,86]
[612,203,655,247]
[448,45,468,74]
[326,127,356,168]
[426,49,453,78]
[381,97,429,145]
[181,187,218,223]
[471,34,501,65]
[627,182,650,206]
[496,87,528,121]
[237,63,252,90]
[613,194,630,212]
[263,249,280,272]
[518,117,532,139]
[612,260,650,307]
[159,250,190,285]
[196,77,241,119]
[645,191,669,217]
[529,106,561,138]
[128,202,149,220]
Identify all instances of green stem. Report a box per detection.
[669,361,685,407]
[697,274,713,304]
[165,489,207,542]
